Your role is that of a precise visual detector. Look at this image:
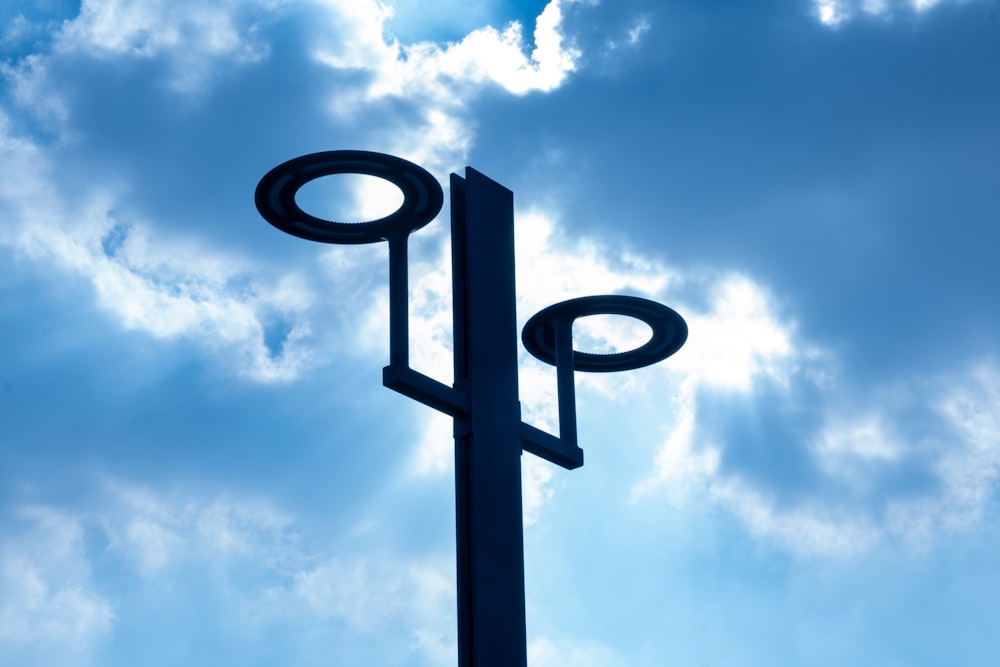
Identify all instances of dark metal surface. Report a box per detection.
[255,150,688,667]
[522,295,689,372]
[255,150,443,244]
[451,168,527,667]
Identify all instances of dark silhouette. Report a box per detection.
[256,150,687,667]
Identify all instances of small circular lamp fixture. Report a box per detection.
[522,295,688,372]
[255,150,443,245]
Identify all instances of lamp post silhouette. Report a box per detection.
[255,150,687,667]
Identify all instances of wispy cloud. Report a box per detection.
[636,284,1000,555]
[0,506,113,664]
[0,116,320,381]
[811,0,986,26]
[53,0,273,91]
[0,479,456,666]
[529,634,628,667]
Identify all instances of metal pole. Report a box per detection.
[451,168,528,667]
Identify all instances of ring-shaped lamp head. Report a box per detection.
[522,295,688,372]
[255,150,444,244]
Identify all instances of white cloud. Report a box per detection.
[0,114,321,382]
[787,364,1000,553]
[57,0,275,91]
[0,114,54,242]
[1,56,71,130]
[933,363,1000,525]
[0,480,456,666]
[814,0,851,25]
[60,0,261,57]
[812,414,905,497]
[670,275,795,392]
[288,555,454,645]
[0,506,113,658]
[522,456,557,526]
[605,14,652,52]
[811,0,983,25]
[312,0,583,171]
[632,386,720,502]
[3,1,279,130]
[529,634,628,667]
[636,288,1000,556]
[22,211,319,383]
[1,0,574,150]
[292,558,405,629]
[627,16,652,46]
[633,275,798,500]
[710,476,883,555]
[316,0,579,99]
[94,481,298,576]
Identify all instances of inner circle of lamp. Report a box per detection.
[254,150,444,244]
[522,295,688,372]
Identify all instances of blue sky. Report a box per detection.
[2,0,999,665]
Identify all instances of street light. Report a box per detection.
[256,150,687,667]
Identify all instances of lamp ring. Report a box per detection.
[522,295,687,373]
[254,150,443,245]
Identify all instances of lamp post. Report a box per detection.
[255,150,687,667]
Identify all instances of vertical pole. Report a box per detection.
[553,317,578,444]
[387,233,409,368]
[451,169,528,667]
